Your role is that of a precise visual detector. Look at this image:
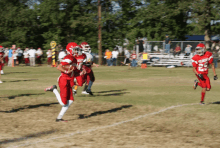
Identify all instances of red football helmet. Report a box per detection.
[80,42,91,53]
[195,43,205,56]
[0,45,3,52]
[66,42,79,55]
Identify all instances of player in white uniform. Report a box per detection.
[80,42,99,95]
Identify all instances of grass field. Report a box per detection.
[1,65,220,148]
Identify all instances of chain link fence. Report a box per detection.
[92,41,206,66]
[28,41,206,66]
[144,41,205,54]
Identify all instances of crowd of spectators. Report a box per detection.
[2,46,43,67]
[104,48,119,66]
[1,39,220,69]
[0,45,67,67]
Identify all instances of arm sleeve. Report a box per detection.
[191,56,198,67]
[208,53,213,64]
[60,57,72,66]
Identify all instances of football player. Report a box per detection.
[80,42,99,95]
[0,45,4,80]
[45,42,81,122]
[192,43,218,104]
[72,45,87,95]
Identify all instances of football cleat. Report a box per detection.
[0,80,2,83]
[81,91,89,95]
[86,90,93,95]
[200,101,205,105]
[73,89,77,96]
[1,70,4,74]
[45,85,57,92]
[56,118,67,122]
[193,80,198,90]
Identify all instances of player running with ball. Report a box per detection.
[192,43,218,104]
[45,42,82,122]
[72,45,87,95]
[0,45,4,83]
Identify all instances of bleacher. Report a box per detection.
[146,53,192,67]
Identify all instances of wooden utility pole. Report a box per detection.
[98,0,102,65]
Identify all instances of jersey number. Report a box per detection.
[198,62,208,72]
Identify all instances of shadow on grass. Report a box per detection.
[3,71,29,75]
[97,92,129,96]
[78,105,132,119]
[0,102,58,113]
[96,89,127,94]
[0,93,45,99]
[209,101,220,104]
[0,129,57,145]
[80,89,129,97]
[7,79,38,82]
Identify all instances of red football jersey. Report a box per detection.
[74,53,86,70]
[60,54,77,78]
[131,53,137,59]
[0,52,4,63]
[192,51,213,74]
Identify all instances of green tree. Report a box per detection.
[188,0,220,48]
[128,0,191,42]
[0,0,39,48]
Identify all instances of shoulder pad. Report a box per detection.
[206,51,212,56]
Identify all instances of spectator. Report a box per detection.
[0,46,4,75]
[141,51,151,64]
[164,35,171,53]
[16,47,23,65]
[58,48,66,65]
[211,41,220,68]
[23,47,29,66]
[0,48,3,83]
[153,45,158,52]
[36,48,43,66]
[137,38,145,53]
[184,44,192,56]
[191,49,196,56]
[46,49,53,66]
[122,49,131,66]
[4,47,9,65]
[112,47,119,66]
[105,49,112,66]
[12,49,17,66]
[213,49,219,68]
[28,47,37,67]
[130,50,137,67]
[211,41,220,51]
[8,47,13,66]
[173,44,181,57]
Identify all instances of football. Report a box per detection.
[62,65,74,71]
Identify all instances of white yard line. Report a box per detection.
[8,103,198,148]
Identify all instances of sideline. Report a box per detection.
[8,103,198,148]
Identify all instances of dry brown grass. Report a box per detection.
[1,66,220,148]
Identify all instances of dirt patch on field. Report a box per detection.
[1,100,220,148]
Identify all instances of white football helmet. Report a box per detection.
[195,43,206,56]
[80,42,91,53]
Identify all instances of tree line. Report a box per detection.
[0,0,220,52]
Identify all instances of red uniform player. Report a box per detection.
[0,45,4,83]
[45,42,80,122]
[72,47,87,95]
[192,43,218,104]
